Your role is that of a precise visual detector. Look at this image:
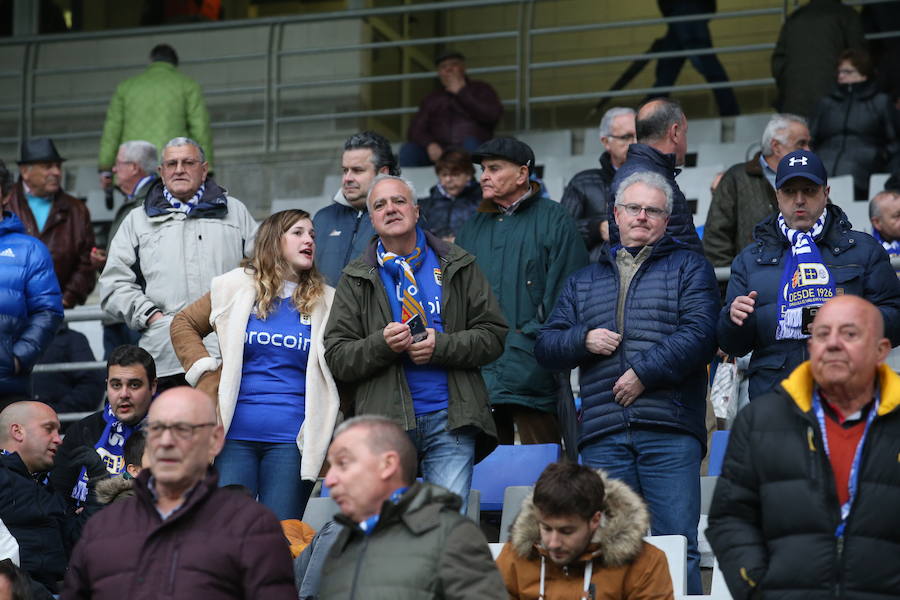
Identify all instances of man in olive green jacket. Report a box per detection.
[98,44,213,184]
[324,175,507,513]
[317,416,506,600]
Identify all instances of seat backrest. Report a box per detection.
[499,486,533,543]
[582,126,604,157]
[700,475,719,514]
[870,172,891,196]
[321,173,342,197]
[827,175,869,232]
[489,542,505,560]
[733,113,774,144]
[710,558,734,599]
[400,166,438,198]
[471,444,561,510]
[516,130,574,158]
[302,496,339,532]
[707,431,730,477]
[687,118,723,147]
[644,534,687,597]
[696,142,753,168]
[677,165,724,227]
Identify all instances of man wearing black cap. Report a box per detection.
[718,148,900,401]
[399,52,503,167]
[7,138,96,309]
[457,138,588,444]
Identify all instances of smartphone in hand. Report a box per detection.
[406,313,428,343]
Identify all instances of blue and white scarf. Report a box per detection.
[376,227,429,326]
[776,213,836,340]
[71,404,142,503]
[872,228,900,256]
[162,183,205,214]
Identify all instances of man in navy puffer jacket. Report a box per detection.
[0,160,63,401]
[536,170,719,595]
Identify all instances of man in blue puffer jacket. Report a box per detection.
[0,159,63,401]
[535,170,720,596]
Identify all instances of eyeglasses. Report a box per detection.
[615,203,668,219]
[144,421,216,440]
[606,134,636,142]
[161,159,203,171]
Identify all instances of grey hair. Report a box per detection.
[870,190,899,219]
[163,137,206,162]
[366,174,418,210]
[119,140,158,173]
[599,107,636,138]
[333,415,418,485]
[761,114,807,157]
[615,170,674,214]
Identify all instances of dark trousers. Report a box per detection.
[493,404,560,445]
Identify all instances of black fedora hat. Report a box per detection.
[18,137,66,165]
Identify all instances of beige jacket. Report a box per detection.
[170,268,339,480]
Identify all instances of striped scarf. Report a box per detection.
[376,227,428,325]
[162,183,206,214]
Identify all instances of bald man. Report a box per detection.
[707,296,900,599]
[0,401,91,595]
[62,387,296,600]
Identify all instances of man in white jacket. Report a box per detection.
[99,137,257,392]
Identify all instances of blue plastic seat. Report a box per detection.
[707,430,730,477]
[471,444,561,511]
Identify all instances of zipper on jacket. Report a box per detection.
[167,546,180,594]
[343,211,364,268]
[349,535,369,600]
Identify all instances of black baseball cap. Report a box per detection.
[776,149,828,188]
[471,138,535,174]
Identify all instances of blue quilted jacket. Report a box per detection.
[608,143,703,254]
[0,213,64,395]
[535,235,720,450]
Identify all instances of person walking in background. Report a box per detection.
[97,43,214,187]
[171,209,340,520]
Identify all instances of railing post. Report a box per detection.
[264,22,280,153]
[519,0,534,131]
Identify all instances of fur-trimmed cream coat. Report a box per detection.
[170,268,340,480]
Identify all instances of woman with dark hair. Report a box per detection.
[171,209,340,519]
[810,48,900,200]
[419,148,482,242]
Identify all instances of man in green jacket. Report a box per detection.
[318,415,506,600]
[456,138,589,445]
[324,174,507,513]
[97,44,213,186]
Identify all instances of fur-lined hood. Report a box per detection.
[508,469,649,568]
[95,475,136,505]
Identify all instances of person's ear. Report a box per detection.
[517,165,529,187]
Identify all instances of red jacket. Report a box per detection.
[8,181,96,308]
[61,467,297,600]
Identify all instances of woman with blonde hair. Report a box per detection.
[171,209,339,519]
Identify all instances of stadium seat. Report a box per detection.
[301,496,339,532]
[677,165,724,228]
[870,172,891,196]
[645,534,687,597]
[400,166,438,197]
[541,155,599,200]
[687,118,723,147]
[471,444,561,511]
[733,113,773,144]
[710,558,734,599]
[700,475,718,514]
[827,175,869,232]
[321,174,342,197]
[498,485,532,543]
[582,127,603,157]
[696,142,753,168]
[516,130,573,157]
[270,196,330,216]
[707,431,730,477]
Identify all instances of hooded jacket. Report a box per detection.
[608,143,703,255]
[707,362,900,600]
[810,79,900,200]
[0,212,63,396]
[313,190,377,287]
[717,203,900,400]
[99,177,257,377]
[94,475,135,505]
[496,470,673,600]
[560,151,616,255]
[318,482,506,600]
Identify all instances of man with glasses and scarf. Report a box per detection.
[99,137,257,393]
[535,170,720,595]
[718,149,900,403]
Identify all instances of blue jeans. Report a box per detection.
[406,408,476,514]
[581,428,702,595]
[215,439,312,521]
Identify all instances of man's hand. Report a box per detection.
[443,71,466,94]
[99,172,112,190]
[408,328,436,364]
[427,143,443,163]
[613,368,644,407]
[90,247,107,270]
[384,322,413,353]
[586,328,622,355]
[729,290,758,326]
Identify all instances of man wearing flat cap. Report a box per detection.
[7,138,96,309]
[718,148,900,401]
[457,137,588,445]
[399,52,503,167]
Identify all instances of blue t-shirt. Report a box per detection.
[26,195,52,232]
[378,244,450,416]
[230,297,311,443]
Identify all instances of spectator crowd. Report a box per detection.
[1,5,900,597]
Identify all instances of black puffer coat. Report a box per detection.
[810,79,900,199]
[560,151,615,255]
[707,362,900,600]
